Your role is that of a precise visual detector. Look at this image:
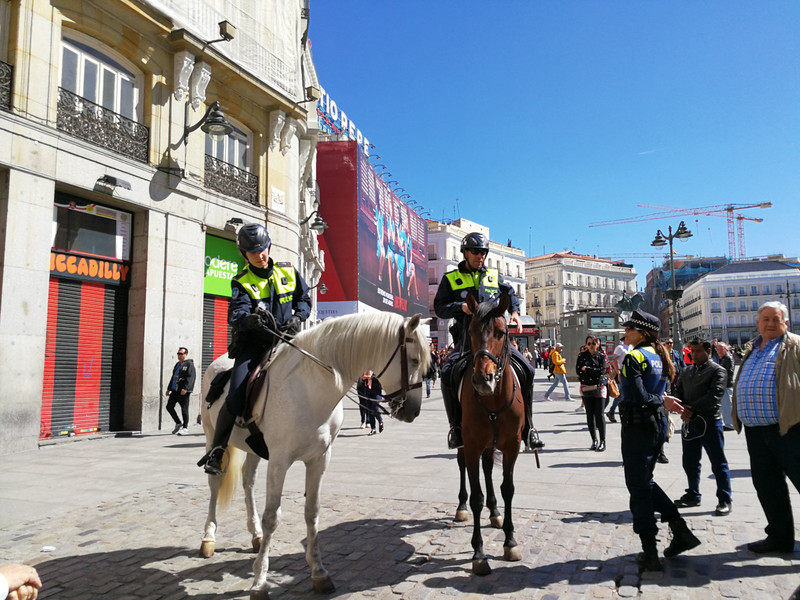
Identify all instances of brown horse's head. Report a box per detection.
[467,293,511,396]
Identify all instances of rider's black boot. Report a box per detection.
[441,382,463,449]
[198,406,237,475]
[521,380,545,450]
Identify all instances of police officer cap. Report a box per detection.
[460,232,489,253]
[621,309,660,333]
[237,223,271,253]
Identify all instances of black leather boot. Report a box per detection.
[664,517,701,557]
[637,534,663,571]
[198,406,237,475]
[522,380,544,449]
[441,381,463,449]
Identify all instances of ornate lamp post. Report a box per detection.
[651,221,693,344]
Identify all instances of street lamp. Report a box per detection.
[651,220,692,344]
[300,210,328,232]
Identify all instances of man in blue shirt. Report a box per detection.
[732,301,800,554]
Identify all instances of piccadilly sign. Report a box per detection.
[317,86,371,155]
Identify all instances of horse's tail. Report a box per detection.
[217,445,245,510]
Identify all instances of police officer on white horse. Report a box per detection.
[199,223,311,475]
[434,232,542,450]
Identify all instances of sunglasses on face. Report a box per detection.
[467,249,488,256]
[177,352,186,356]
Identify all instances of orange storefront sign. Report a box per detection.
[50,251,130,285]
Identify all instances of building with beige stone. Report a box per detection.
[0,0,325,453]
[525,251,637,343]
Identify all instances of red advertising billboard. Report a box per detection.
[316,141,428,318]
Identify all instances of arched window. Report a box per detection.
[60,34,142,122]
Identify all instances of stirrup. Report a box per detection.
[198,446,227,475]
[447,427,464,449]
[527,429,545,449]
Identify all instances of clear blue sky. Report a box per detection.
[308,2,800,288]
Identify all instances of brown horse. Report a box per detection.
[459,292,525,575]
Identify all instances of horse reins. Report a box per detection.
[471,320,517,448]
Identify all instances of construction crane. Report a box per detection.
[589,202,772,260]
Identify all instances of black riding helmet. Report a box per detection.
[460,232,489,254]
[237,223,271,253]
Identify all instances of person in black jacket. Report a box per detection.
[576,336,608,451]
[199,223,311,475]
[433,232,539,450]
[165,347,196,435]
[669,339,732,516]
[357,371,383,435]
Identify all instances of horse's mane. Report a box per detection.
[276,311,429,390]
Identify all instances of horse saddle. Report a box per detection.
[205,361,271,460]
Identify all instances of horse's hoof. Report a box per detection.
[249,587,270,600]
[489,516,503,529]
[199,540,215,558]
[311,575,335,594]
[454,510,470,522]
[252,535,262,553]
[504,545,522,561]
[472,559,492,576]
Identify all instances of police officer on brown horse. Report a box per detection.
[199,223,311,475]
[434,232,542,450]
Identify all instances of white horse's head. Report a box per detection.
[375,314,430,423]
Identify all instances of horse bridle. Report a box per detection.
[376,324,422,416]
[472,320,511,383]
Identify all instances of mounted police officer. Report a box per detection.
[199,223,311,475]
[618,309,699,571]
[434,232,541,450]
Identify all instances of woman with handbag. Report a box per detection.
[576,335,608,451]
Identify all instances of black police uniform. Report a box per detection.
[202,257,310,474]
[619,342,699,568]
[434,260,536,448]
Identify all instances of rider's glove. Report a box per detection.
[282,315,302,336]
[240,313,263,331]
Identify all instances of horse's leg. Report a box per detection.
[249,460,289,600]
[200,473,221,557]
[303,451,335,594]
[467,448,491,576]
[243,453,263,553]
[500,449,522,562]
[455,447,470,522]
[483,449,502,528]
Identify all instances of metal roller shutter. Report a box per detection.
[41,277,127,439]
[202,294,231,375]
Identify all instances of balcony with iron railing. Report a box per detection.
[56,88,149,163]
[204,155,259,206]
[0,60,12,112]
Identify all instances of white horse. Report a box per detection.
[199,311,429,600]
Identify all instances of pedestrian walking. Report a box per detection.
[715,341,735,430]
[576,335,608,451]
[732,301,800,554]
[618,309,699,571]
[544,343,572,401]
[669,339,732,516]
[165,347,196,435]
[357,371,383,435]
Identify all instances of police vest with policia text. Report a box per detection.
[445,267,500,347]
[236,263,298,307]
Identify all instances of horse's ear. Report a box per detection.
[497,292,510,315]
[466,293,479,313]
[406,313,421,333]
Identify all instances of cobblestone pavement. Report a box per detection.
[2,375,799,598]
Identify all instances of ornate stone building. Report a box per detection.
[0,0,324,453]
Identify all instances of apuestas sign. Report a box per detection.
[50,250,130,286]
[204,235,244,296]
[317,86,370,154]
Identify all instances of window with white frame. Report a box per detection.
[206,122,252,171]
[61,35,141,121]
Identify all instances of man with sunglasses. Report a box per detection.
[165,347,196,435]
[434,232,541,450]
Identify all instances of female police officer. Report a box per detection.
[619,310,699,571]
[199,223,310,475]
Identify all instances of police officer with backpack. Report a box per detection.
[199,223,311,475]
[434,232,542,450]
